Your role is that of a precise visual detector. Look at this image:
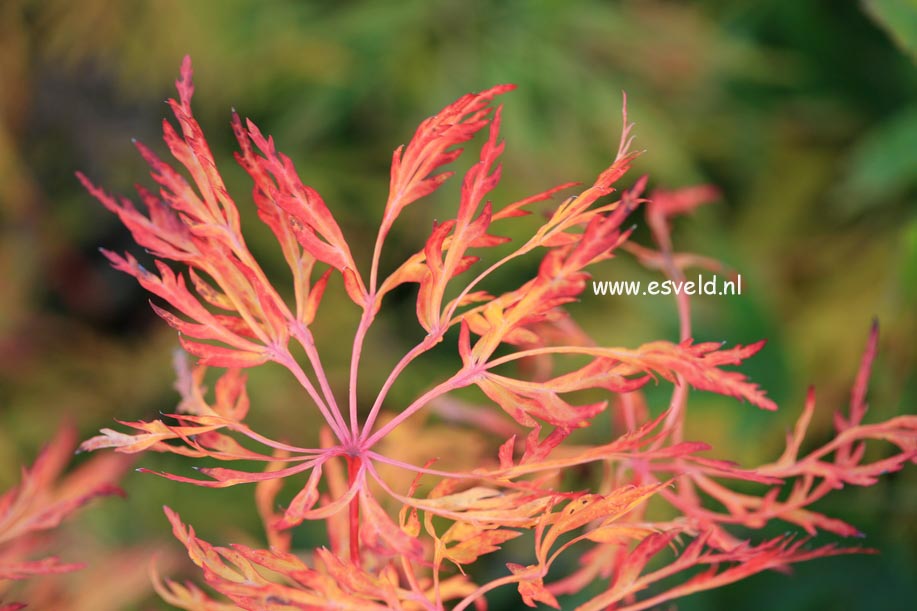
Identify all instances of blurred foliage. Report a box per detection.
[0,1,914,609]
[864,0,917,61]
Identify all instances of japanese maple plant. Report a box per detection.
[35,56,914,609]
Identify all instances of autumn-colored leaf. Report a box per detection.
[0,427,127,610]
[76,58,916,611]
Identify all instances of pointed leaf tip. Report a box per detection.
[175,55,195,107]
[484,83,516,96]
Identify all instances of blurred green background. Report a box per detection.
[1,1,915,609]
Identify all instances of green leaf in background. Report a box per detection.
[840,104,917,208]
[902,217,917,303]
[863,0,917,62]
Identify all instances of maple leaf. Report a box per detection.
[0,427,127,609]
[78,57,916,611]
